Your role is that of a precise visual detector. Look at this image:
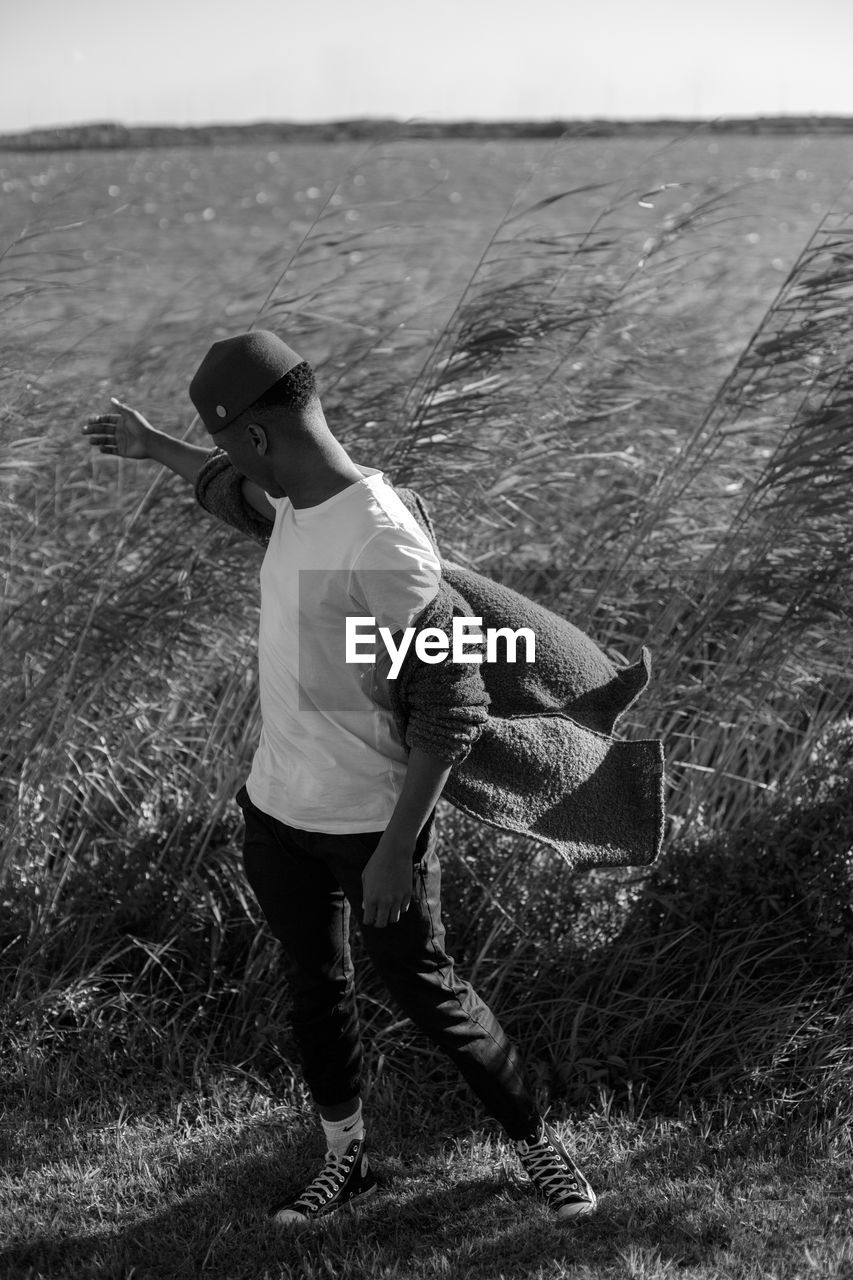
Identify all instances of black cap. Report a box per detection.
[189,329,304,434]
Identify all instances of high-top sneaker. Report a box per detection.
[515,1117,597,1222]
[271,1136,377,1226]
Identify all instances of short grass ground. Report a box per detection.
[2,1075,851,1280]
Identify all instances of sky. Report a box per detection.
[3,0,853,132]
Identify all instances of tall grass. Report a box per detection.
[1,132,851,1120]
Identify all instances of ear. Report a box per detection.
[246,423,269,456]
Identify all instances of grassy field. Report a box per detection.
[3,1083,851,1280]
[1,130,852,1277]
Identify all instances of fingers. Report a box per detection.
[363,898,410,929]
[81,399,130,440]
[82,414,121,454]
[83,414,118,433]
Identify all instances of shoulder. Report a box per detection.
[363,475,435,537]
[353,481,442,576]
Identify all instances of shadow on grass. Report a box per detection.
[2,1123,739,1280]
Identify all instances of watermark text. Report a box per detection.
[346,616,536,679]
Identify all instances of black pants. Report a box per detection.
[236,785,540,1141]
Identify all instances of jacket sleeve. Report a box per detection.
[389,590,491,766]
[194,448,274,547]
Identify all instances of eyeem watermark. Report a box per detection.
[294,569,538,712]
[346,616,536,679]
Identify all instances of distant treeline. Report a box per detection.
[1,116,851,151]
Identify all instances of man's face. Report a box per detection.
[214,419,281,493]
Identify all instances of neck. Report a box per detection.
[275,449,365,509]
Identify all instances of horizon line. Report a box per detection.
[3,110,853,135]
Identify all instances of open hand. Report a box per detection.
[82,397,154,460]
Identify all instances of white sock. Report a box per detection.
[320,1100,365,1157]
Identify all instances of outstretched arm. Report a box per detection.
[83,397,210,483]
[82,397,274,518]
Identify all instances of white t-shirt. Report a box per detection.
[245,465,441,832]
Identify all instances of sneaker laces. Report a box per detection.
[293,1149,352,1211]
[519,1136,582,1200]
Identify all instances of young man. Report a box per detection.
[83,329,604,1228]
